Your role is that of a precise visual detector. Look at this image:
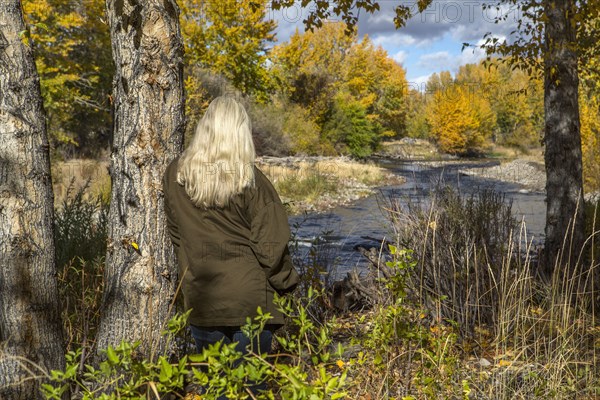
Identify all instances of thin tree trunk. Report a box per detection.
[0,1,65,398]
[543,0,585,273]
[95,0,184,357]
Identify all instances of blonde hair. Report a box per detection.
[177,97,255,208]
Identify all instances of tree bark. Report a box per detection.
[543,0,585,273]
[0,1,65,398]
[95,0,185,357]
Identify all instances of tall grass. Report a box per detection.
[54,181,108,356]
[374,186,600,399]
[387,187,518,332]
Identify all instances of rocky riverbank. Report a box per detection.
[458,159,546,192]
[257,156,405,214]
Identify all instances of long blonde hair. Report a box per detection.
[177,97,255,208]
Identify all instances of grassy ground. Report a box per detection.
[258,158,404,214]
[51,158,110,205]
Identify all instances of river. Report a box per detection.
[289,160,547,278]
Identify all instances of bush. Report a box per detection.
[386,186,518,332]
[54,180,108,269]
[42,292,348,400]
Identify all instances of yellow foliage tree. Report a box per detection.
[342,36,407,137]
[580,93,600,192]
[270,22,354,123]
[456,61,543,149]
[271,22,408,153]
[22,0,112,155]
[426,82,496,154]
[180,0,276,97]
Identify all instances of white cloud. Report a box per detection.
[358,1,520,47]
[371,32,419,48]
[414,43,487,77]
[392,50,407,65]
[407,74,433,90]
[418,51,452,69]
[456,38,489,66]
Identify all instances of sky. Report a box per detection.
[269,1,522,88]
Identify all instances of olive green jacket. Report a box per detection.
[162,159,299,327]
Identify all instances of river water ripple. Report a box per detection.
[289,160,547,278]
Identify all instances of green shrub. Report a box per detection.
[323,93,381,159]
[42,291,348,400]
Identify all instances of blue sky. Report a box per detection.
[270,1,520,87]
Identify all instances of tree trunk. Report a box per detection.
[542,0,585,273]
[95,0,185,357]
[0,1,65,398]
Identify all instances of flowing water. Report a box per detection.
[289,159,547,278]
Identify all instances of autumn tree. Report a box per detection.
[455,61,543,149]
[271,22,407,156]
[179,0,275,137]
[579,14,600,193]
[580,89,600,193]
[426,77,496,154]
[22,0,112,157]
[181,0,275,97]
[342,36,407,137]
[0,1,65,398]
[95,0,185,357]
[271,23,354,124]
[271,0,593,270]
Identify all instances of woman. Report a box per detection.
[162,96,299,394]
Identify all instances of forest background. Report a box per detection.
[25,0,599,193]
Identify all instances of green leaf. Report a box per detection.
[106,346,119,365]
[34,22,49,31]
[159,356,173,379]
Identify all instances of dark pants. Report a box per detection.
[189,325,273,398]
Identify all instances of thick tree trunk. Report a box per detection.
[95,0,185,357]
[542,0,585,273]
[0,1,65,398]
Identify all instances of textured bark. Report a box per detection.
[0,1,65,398]
[95,0,184,357]
[542,0,585,272]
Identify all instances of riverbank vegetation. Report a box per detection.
[41,184,599,399]
[258,158,403,214]
[50,157,401,215]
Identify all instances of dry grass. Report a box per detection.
[258,158,402,214]
[259,159,393,186]
[332,188,600,399]
[51,159,110,205]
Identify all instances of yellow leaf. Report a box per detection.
[131,241,141,255]
[336,360,345,369]
[498,359,512,367]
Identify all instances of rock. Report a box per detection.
[458,159,546,192]
[478,358,492,367]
